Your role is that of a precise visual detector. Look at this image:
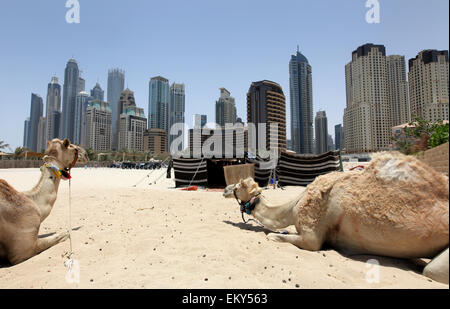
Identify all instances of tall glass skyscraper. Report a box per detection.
[169,83,185,152]
[46,76,61,141]
[107,68,125,150]
[62,58,80,141]
[74,91,92,146]
[148,76,170,137]
[28,93,44,151]
[289,48,314,154]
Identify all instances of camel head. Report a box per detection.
[223,177,262,202]
[43,138,89,170]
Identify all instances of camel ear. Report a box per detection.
[63,139,71,149]
[47,141,51,147]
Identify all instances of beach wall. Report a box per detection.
[0,160,112,169]
[416,142,449,176]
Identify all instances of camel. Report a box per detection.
[0,139,88,265]
[224,151,449,284]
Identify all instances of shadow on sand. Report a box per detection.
[222,220,273,234]
[223,220,427,276]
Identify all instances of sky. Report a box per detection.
[0,0,449,150]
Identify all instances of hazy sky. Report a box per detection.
[0,0,448,150]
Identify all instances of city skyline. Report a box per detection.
[1,0,449,149]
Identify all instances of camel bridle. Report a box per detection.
[232,185,262,224]
[44,148,79,181]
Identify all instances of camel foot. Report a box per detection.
[423,248,449,285]
[35,232,69,255]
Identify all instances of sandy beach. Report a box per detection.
[0,167,447,289]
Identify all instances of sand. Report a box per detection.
[0,166,447,289]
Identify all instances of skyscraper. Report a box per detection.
[74,91,91,146]
[61,58,80,141]
[78,77,85,92]
[107,68,125,150]
[387,55,410,126]
[334,124,344,151]
[148,76,170,137]
[290,47,314,154]
[91,82,105,101]
[215,88,236,128]
[344,43,391,153]
[45,76,61,141]
[117,88,136,124]
[193,114,207,129]
[85,100,112,152]
[315,111,328,154]
[247,80,287,153]
[28,93,44,151]
[37,116,47,153]
[169,83,186,152]
[23,118,30,149]
[409,50,449,122]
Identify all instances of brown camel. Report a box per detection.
[0,139,88,265]
[224,151,449,284]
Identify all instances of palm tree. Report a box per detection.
[0,140,10,151]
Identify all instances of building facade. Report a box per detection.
[45,76,62,141]
[344,44,391,153]
[107,68,125,150]
[74,91,91,146]
[144,128,167,156]
[193,114,207,129]
[118,106,147,152]
[37,116,47,153]
[215,88,236,128]
[334,124,344,151]
[409,50,449,122]
[387,55,410,126]
[61,58,80,141]
[85,100,112,152]
[290,48,314,154]
[315,111,328,154]
[23,118,30,149]
[148,76,170,139]
[247,80,287,154]
[168,83,186,152]
[28,93,44,151]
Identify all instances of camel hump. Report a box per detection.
[370,152,449,188]
[0,179,29,206]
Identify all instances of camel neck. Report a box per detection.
[251,196,298,230]
[24,167,61,222]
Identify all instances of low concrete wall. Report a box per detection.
[0,160,113,169]
[416,142,449,176]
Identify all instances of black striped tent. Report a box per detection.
[277,151,342,187]
[173,158,207,188]
[247,157,272,188]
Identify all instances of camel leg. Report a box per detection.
[35,232,70,255]
[9,232,69,265]
[423,248,449,285]
[267,233,323,251]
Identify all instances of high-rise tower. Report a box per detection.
[289,47,314,154]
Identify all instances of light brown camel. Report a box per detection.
[0,139,88,265]
[224,151,449,284]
